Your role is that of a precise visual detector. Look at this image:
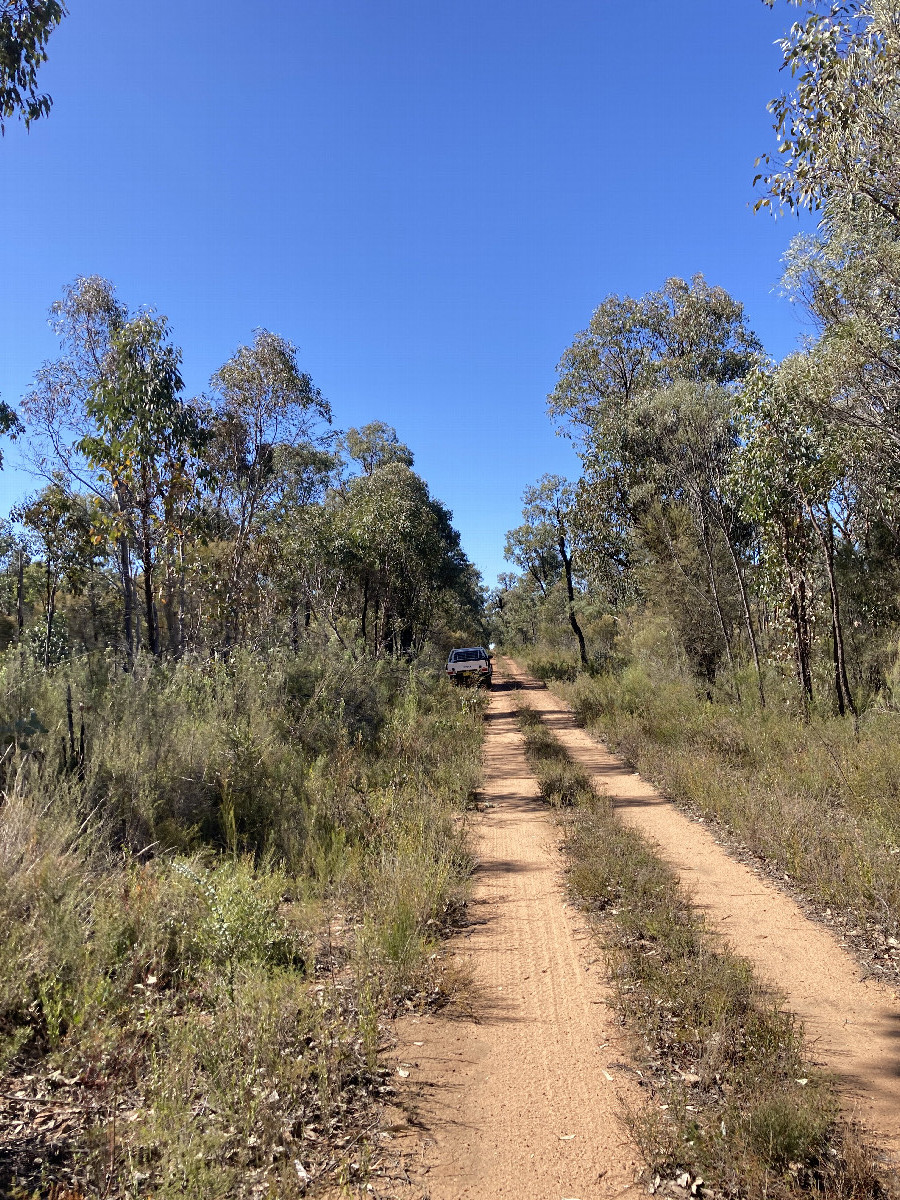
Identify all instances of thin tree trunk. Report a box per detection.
[43,566,57,672]
[16,550,24,633]
[113,481,136,669]
[290,594,299,653]
[177,532,187,656]
[118,533,135,664]
[88,564,100,646]
[713,502,765,708]
[559,537,588,669]
[805,502,856,718]
[698,520,740,700]
[788,570,813,706]
[360,578,369,644]
[139,507,160,657]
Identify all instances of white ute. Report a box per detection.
[446,646,493,687]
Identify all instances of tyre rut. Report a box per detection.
[506,657,900,1163]
[386,664,640,1199]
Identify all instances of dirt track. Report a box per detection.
[389,669,640,1199]
[503,658,900,1161]
[387,659,900,1196]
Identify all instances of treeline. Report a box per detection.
[0,277,482,668]
[496,1,900,715]
[0,277,486,1196]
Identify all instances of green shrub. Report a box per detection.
[0,646,484,1195]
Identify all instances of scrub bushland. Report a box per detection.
[516,702,887,1200]
[0,645,483,1198]
[518,640,900,981]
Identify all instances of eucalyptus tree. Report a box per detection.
[343,421,414,476]
[21,278,207,660]
[758,0,900,221]
[551,277,762,686]
[207,330,332,641]
[488,574,542,647]
[550,275,761,446]
[79,313,207,658]
[327,462,474,655]
[13,482,97,669]
[735,356,859,713]
[0,0,66,131]
[507,475,588,668]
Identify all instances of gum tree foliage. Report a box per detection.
[21,278,207,659]
[751,0,900,707]
[488,572,543,648]
[547,277,762,688]
[13,482,96,669]
[15,280,482,665]
[343,421,414,475]
[735,358,856,711]
[327,461,478,655]
[79,314,206,658]
[505,475,588,668]
[0,0,65,132]
[207,330,332,642]
[758,0,900,220]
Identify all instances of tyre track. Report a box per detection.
[506,658,900,1163]
[387,668,640,1199]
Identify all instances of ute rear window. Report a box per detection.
[451,650,483,663]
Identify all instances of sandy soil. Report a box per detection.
[505,658,900,1161]
[386,671,641,1199]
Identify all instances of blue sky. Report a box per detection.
[0,0,815,584]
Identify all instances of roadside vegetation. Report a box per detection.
[517,701,887,1200]
[0,646,484,1199]
[558,635,900,978]
[0,277,487,1196]
[492,2,900,985]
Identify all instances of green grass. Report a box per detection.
[517,699,888,1200]
[0,645,485,1198]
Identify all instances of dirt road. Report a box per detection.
[389,670,640,1199]
[504,658,900,1160]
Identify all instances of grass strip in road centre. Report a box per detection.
[516,702,889,1200]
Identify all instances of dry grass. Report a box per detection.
[0,646,485,1198]
[517,699,891,1200]
[544,662,900,982]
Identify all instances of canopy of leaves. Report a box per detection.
[758,1,900,220]
[0,0,66,131]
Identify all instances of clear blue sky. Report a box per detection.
[0,0,814,584]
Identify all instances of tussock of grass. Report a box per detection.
[0,647,484,1198]
[517,700,887,1200]
[551,665,900,980]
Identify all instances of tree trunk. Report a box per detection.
[136,498,160,658]
[16,550,24,633]
[290,595,300,653]
[788,572,813,706]
[559,537,588,669]
[713,503,765,708]
[806,502,856,718]
[43,565,57,672]
[117,534,135,665]
[360,578,369,644]
[698,519,740,700]
[88,564,100,646]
